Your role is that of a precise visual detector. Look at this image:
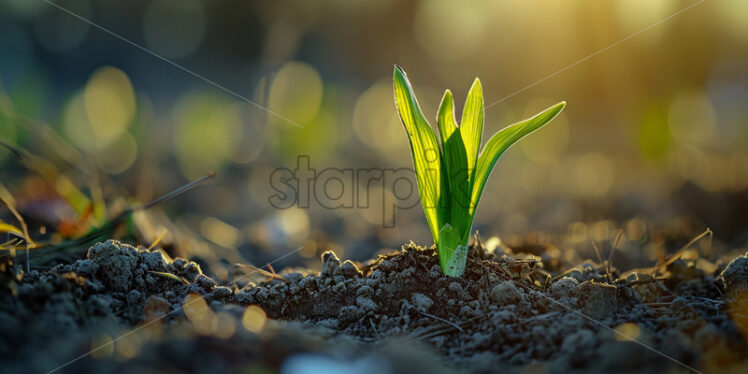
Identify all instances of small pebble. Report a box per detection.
[490,281,523,305]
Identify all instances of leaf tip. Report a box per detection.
[470,77,483,92]
[393,64,405,77]
[550,101,567,116]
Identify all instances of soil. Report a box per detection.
[1,239,747,373]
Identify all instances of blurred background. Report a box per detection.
[1,0,747,278]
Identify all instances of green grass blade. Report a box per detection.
[460,78,483,185]
[393,66,446,243]
[469,102,566,223]
[437,90,471,237]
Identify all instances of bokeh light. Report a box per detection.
[183,293,218,335]
[353,79,407,159]
[267,61,323,127]
[242,305,267,333]
[84,66,136,144]
[414,0,488,61]
[172,92,242,179]
[614,322,641,342]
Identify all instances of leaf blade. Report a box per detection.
[437,90,471,238]
[393,66,446,243]
[469,102,566,223]
[460,78,483,184]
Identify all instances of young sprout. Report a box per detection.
[393,66,565,277]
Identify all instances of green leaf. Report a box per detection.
[469,102,566,224]
[393,66,447,243]
[438,223,466,277]
[460,78,483,185]
[393,67,565,277]
[437,90,470,236]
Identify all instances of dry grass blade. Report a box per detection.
[591,240,604,266]
[608,229,623,277]
[0,183,35,249]
[142,172,215,210]
[149,271,189,284]
[0,89,92,173]
[234,263,288,282]
[0,181,36,270]
[0,238,21,251]
[147,227,169,250]
[23,172,216,265]
[653,228,713,274]
[0,141,24,160]
[413,315,486,341]
[0,222,23,236]
[0,141,94,219]
[418,310,464,332]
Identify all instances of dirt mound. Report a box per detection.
[1,240,747,373]
[235,244,745,372]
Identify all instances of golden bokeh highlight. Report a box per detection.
[83,66,136,145]
[214,312,237,339]
[62,93,97,152]
[242,305,267,333]
[115,331,143,360]
[668,91,717,148]
[625,217,647,242]
[266,62,340,162]
[353,80,407,158]
[614,322,641,342]
[568,222,589,244]
[201,216,242,249]
[183,293,218,335]
[358,185,396,226]
[717,0,748,42]
[276,207,310,244]
[589,220,615,242]
[570,153,615,198]
[173,93,242,179]
[414,0,488,61]
[299,240,318,259]
[61,67,139,174]
[268,61,323,127]
[615,0,676,42]
[95,131,138,174]
[90,334,114,359]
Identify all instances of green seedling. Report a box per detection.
[393,66,565,277]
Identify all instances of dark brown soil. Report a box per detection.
[1,240,747,373]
